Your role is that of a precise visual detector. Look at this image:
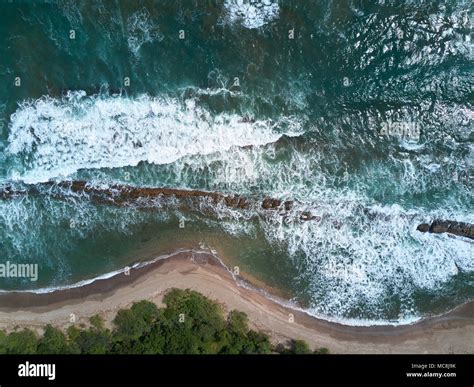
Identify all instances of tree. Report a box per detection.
[89,315,105,331]
[1,329,38,354]
[113,300,159,341]
[73,329,112,354]
[37,325,71,354]
[241,330,272,354]
[0,289,315,355]
[290,339,312,354]
[159,289,227,354]
[227,310,249,335]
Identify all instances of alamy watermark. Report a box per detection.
[0,261,38,282]
[379,121,421,142]
[18,361,55,381]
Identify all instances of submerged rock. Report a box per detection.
[299,212,318,221]
[417,220,474,240]
[262,197,281,209]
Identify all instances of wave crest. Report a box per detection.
[6,91,295,183]
[221,0,280,29]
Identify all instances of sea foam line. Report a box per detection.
[6,92,297,184]
[0,248,195,295]
[0,246,425,327]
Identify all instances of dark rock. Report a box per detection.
[417,219,474,240]
[300,212,317,221]
[262,197,281,209]
[0,181,317,222]
[417,223,430,233]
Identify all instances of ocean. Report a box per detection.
[0,0,472,325]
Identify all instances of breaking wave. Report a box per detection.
[221,0,280,29]
[5,91,300,184]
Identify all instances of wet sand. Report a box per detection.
[0,250,472,354]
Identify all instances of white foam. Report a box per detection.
[135,136,473,320]
[222,0,280,29]
[3,89,472,322]
[174,140,473,320]
[127,8,163,55]
[6,92,289,184]
[261,193,473,319]
[192,246,425,327]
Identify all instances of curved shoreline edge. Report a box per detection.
[0,248,472,326]
[0,249,472,353]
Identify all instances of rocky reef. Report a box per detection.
[2,181,473,236]
[417,220,474,240]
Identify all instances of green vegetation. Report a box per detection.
[0,289,328,355]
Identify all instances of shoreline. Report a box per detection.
[0,249,472,353]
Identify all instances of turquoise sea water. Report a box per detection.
[0,0,472,324]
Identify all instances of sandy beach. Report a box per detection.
[0,250,472,354]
